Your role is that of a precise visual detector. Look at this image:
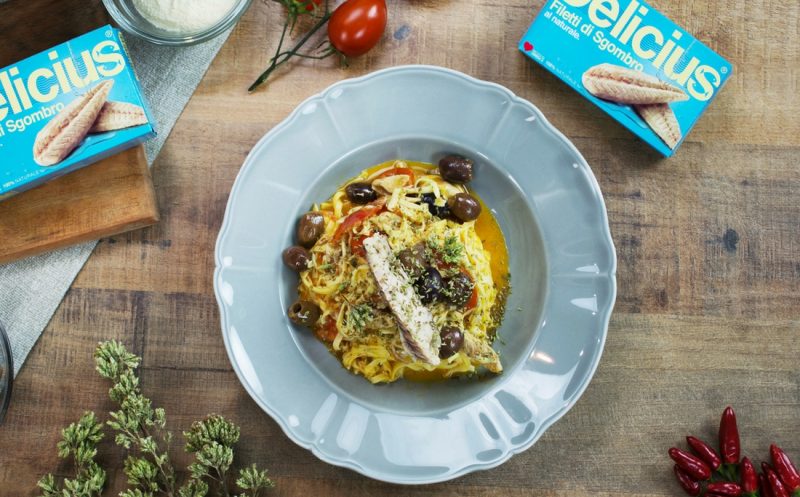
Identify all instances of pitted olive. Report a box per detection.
[282,246,311,271]
[438,155,474,183]
[288,300,321,327]
[447,193,481,222]
[297,212,325,247]
[345,182,378,204]
[439,326,465,358]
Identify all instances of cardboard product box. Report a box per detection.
[0,25,155,199]
[520,0,732,156]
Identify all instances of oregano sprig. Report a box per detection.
[37,412,106,497]
[95,340,176,496]
[38,341,274,497]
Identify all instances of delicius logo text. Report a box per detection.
[554,0,722,101]
[0,40,125,121]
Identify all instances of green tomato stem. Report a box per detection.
[249,11,333,92]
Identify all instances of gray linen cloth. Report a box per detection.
[0,29,232,376]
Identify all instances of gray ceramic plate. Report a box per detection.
[214,65,616,484]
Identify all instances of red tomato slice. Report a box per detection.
[316,317,338,342]
[349,233,369,257]
[460,270,478,310]
[466,286,478,310]
[376,167,415,183]
[333,199,385,241]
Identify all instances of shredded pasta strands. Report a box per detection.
[293,160,509,383]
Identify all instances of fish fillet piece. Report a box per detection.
[363,233,441,366]
[635,103,682,149]
[90,101,148,133]
[582,63,687,104]
[463,333,502,373]
[33,80,113,166]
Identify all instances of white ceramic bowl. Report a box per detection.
[214,65,617,483]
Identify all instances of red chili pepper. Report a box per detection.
[707,482,743,497]
[771,445,800,493]
[687,436,722,471]
[740,457,758,494]
[669,447,712,481]
[764,463,791,497]
[673,465,701,496]
[763,474,777,497]
[719,406,741,464]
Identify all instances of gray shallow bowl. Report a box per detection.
[214,65,616,484]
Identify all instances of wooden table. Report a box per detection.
[2,0,799,495]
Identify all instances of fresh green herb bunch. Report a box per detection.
[38,412,106,497]
[38,341,275,497]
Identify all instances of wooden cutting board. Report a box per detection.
[0,0,159,265]
[0,146,158,264]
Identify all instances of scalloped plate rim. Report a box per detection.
[214,65,617,484]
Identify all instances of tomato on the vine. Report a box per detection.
[291,0,321,12]
[328,0,388,57]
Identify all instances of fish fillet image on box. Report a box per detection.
[519,0,732,156]
[0,25,155,199]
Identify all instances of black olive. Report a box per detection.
[447,193,481,222]
[397,245,426,279]
[438,155,474,183]
[445,272,474,307]
[439,326,465,358]
[297,212,325,247]
[282,246,311,271]
[288,300,321,327]
[420,192,451,219]
[415,267,444,304]
[345,182,378,204]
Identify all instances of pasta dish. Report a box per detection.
[281,155,509,383]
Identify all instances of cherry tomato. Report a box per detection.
[328,0,387,57]
[376,167,416,183]
[292,0,321,12]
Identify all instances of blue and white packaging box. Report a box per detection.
[520,0,732,156]
[0,26,155,199]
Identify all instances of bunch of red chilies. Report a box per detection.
[670,407,800,497]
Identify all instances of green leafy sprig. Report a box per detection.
[249,0,337,92]
[38,341,274,497]
[37,412,106,497]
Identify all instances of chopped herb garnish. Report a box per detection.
[428,234,464,264]
[349,304,373,331]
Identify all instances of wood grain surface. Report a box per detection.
[1,0,799,496]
